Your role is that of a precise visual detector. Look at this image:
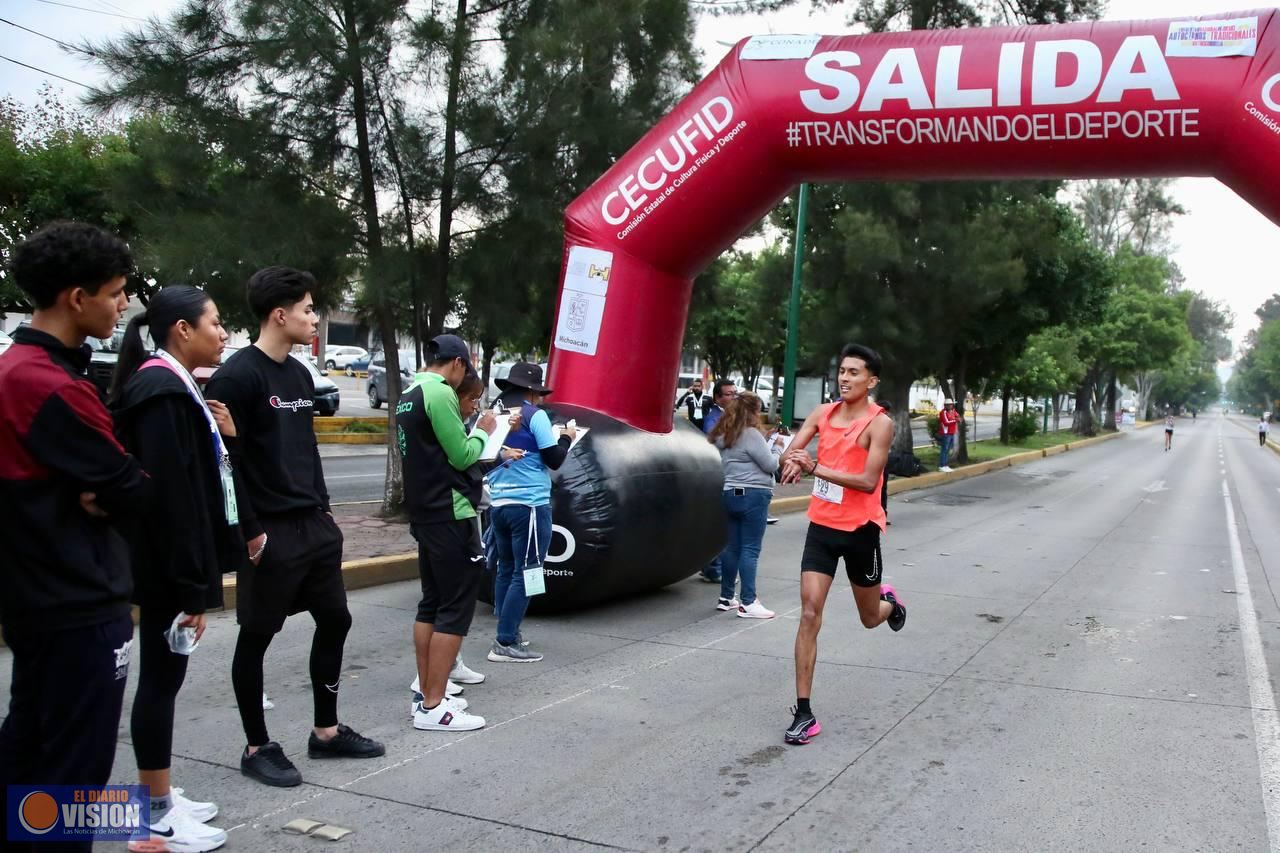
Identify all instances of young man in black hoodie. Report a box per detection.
[206,266,384,788]
[0,222,150,849]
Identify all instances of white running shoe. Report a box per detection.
[409,676,467,717]
[413,700,485,731]
[716,597,741,612]
[410,675,462,696]
[129,805,227,852]
[939,466,953,473]
[261,692,274,711]
[170,787,217,823]
[450,656,486,684]
[737,600,777,619]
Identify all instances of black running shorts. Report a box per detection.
[236,509,347,634]
[801,521,883,587]
[412,519,485,635]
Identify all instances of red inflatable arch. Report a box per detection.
[547,10,1280,432]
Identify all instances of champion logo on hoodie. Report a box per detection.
[269,395,313,412]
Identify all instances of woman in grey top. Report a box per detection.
[709,392,782,618]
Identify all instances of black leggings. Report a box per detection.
[131,606,191,771]
[231,606,352,747]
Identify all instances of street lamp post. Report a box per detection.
[782,182,810,427]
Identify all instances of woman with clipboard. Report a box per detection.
[486,363,576,663]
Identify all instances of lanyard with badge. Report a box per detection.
[152,349,239,526]
[523,508,546,596]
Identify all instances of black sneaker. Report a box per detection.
[881,584,906,632]
[308,724,386,760]
[784,706,821,745]
[241,742,302,787]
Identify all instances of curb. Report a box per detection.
[317,432,387,445]
[0,554,420,648]
[1227,417,1280,458]
[760,431,1124,517]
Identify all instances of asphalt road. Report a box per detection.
[323,453,390,504]
[8,416,1277,850]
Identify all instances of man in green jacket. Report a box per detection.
[397,335,496,731]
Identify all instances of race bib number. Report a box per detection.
[523,564,546,596]
[812,477,843,504]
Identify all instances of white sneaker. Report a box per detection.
[413,700,485,731]
[409,675,462,696]
[170,787,217,823]
[450,657,486,684]
[129,805,227,852]
[409,677,467,718]
[737,600,776,619]
[261,692,274,710]
[716,597,740,611]
[940,466,953,473]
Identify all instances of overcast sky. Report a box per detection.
[3,0,1276,353]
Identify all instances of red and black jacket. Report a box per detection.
[0,327,150,632]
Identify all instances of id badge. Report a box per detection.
[693,404,703,419]
[812,477,844,504]
[221,468,239,526]
[523,564,546,596]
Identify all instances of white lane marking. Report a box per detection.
[1222,478,1280,848]
[1142,479,1168,493]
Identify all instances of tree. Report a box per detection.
[685,247,791,387]
[90,0,425,514]
[0,91,133,312]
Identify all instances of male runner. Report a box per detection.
[779,343,905,746]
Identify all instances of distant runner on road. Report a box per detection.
[1165,413,1175,452]
[779,343,905,746]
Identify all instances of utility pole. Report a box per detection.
[782,183,810,427]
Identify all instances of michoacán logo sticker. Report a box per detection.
[7,785,149,842]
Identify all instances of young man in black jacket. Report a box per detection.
[0,222,150,850]
[206,266,384,788]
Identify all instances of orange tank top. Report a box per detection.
[806,402,887,533]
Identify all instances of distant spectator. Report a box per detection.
[677,378,712,431]
[938,398,959,472]
[703,378,738,435]
[1260,415,1270,447]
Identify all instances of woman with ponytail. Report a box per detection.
[708,391,779,620]
[110,285,237,852]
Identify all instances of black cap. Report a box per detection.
[497,361,552,395]
[428,334,472,368]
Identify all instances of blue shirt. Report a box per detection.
[488,408,558,507]
[703,404,724,434]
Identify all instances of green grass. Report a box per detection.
[342,420,386,434]
[912,429,1082,468]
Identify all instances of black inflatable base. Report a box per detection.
[477,404,726,613]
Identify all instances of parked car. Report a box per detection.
[324,345,369,372]
[0,329,12,359]
[293,353,341,415]
[345,352,373,376]
[366,349,417,409]
[86,325,128,395]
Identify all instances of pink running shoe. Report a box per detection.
[880,584,906,632]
